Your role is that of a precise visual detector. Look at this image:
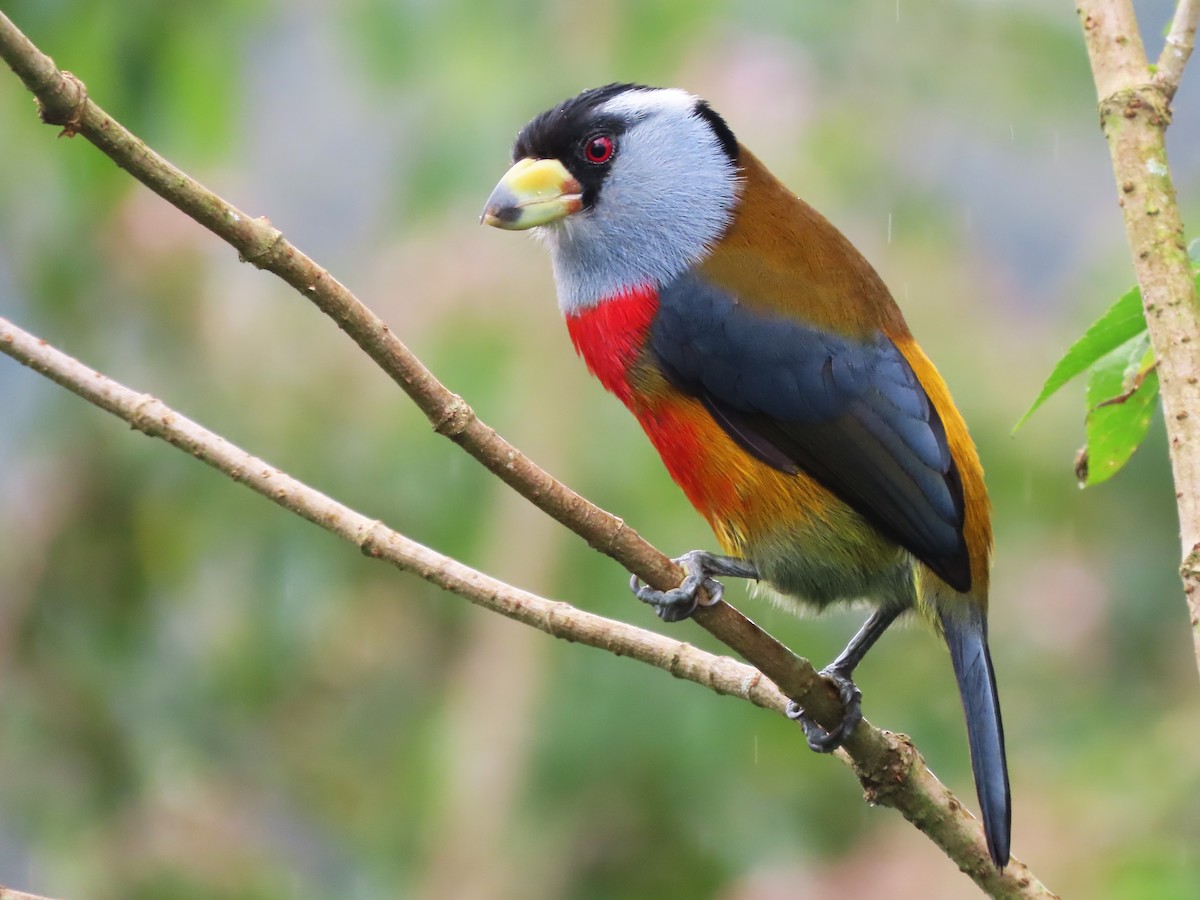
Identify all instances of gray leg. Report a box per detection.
[786,605,904,751]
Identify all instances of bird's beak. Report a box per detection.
[481,158,584,230]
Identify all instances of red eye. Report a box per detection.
[583,134,614,164]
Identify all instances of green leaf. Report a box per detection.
[1081,337,1159,485]
[1015,285,1147,431]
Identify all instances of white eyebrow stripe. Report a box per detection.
[599,88,700,120]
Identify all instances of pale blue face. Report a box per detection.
[531,87,743,315]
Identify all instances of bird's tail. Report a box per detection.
[940,605,1011,868]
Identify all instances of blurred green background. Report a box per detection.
[2,1,1199,898]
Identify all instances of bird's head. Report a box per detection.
[482,84,742,314]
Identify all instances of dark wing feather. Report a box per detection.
[651,273,970,590]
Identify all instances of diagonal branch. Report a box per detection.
[0,315,1052,898]
[0,313,786,712]
[1156,0,1200,96]
[0,5,834,765]
[0,12,1056,895]
[0,4,845,751]
[0,9,808,695]
[1075,0,1200,672]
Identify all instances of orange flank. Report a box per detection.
[889,332,993,596]
[630,396,741,531]
[634,394,825,553]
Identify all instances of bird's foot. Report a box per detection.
[629,550,758,623]
[785,666,863,753]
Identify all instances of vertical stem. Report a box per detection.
[1077,0,1200,673]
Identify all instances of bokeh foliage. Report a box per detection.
[2,1,1199,898]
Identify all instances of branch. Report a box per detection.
[1156,0,1200,95]
[0,314,785,710]
[1075,0,1200,672]
[0,2,839,750]
[0,886,60,900]
[0,316,1050,899]
[0,0,844,787]
[0,12,1057,896]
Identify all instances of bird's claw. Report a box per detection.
[785,667,863,752]
[630,550,729,622]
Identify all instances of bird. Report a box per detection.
[481,83,1010,868]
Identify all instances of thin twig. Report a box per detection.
[1094,360,1158,407]
[1156,0,1200,95]
[0,12,1057,895]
